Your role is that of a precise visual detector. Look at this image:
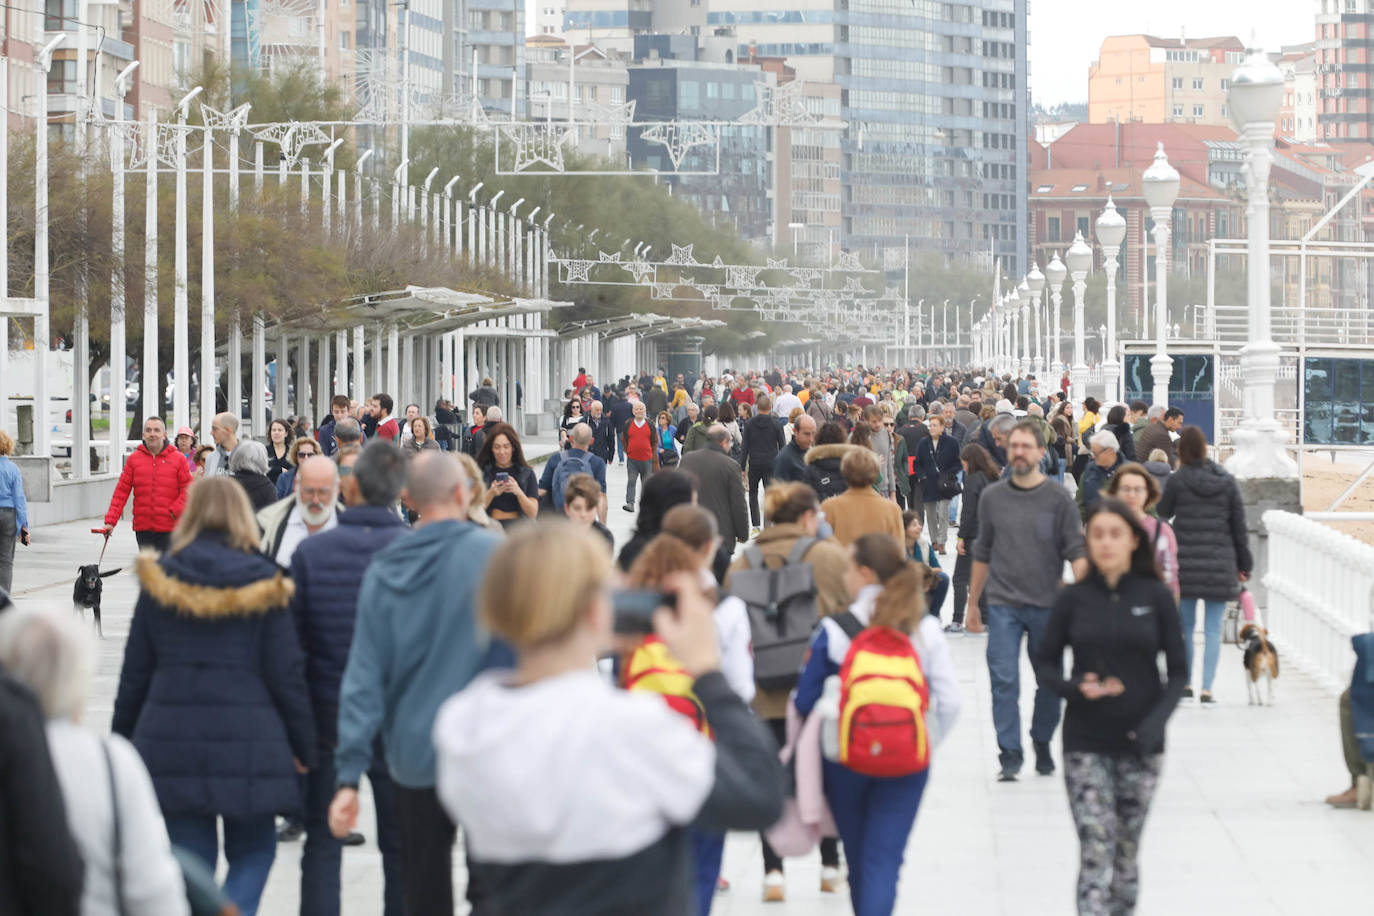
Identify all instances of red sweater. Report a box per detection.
[623,420,656,462]
[105,443,192,532]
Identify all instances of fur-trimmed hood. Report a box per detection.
[805,443,862,466]
[135,543,293,618]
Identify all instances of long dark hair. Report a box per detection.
[475,422,529,470]
[1085,498,1160,581]
[960,442,999,480]
[630,470,697,540]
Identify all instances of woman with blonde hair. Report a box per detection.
[112,477,315,916]
[273,436,322,499]
[432,523,782,915]
[0,607,189,916]
[454,452,504,533]
[793,533,961,916]
[402,416,441,456]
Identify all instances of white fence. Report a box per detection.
[1262,510,1374,694]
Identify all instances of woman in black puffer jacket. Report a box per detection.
[1103,404,1138,463]
[1155,426,1253,705]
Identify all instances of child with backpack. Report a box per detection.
[793,532,962,916]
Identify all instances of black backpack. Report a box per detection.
[731,538,820,692]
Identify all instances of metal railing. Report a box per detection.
[1261,510,1374,694]
[1201,305,1374,345]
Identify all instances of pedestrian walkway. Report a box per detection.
[8,451,1366,915]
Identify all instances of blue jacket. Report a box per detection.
[538,447,607,496]
[334,519,499,789]
[111,535,316,818]
[275,466,297,500]
[0,456,26,530]
[289,505,411,746]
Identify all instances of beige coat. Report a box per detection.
[820,486,905,547]
[724,522,852,720]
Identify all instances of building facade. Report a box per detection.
[469,0,524,114]
[1277,44,1318,142]
[1315,0,1374,140]
[525,39,631,163]
[626,47,775,243]
[1088,34,1245,127]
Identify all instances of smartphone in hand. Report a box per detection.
[611,589,676,635]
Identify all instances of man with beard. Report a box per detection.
[257,455,342,569]
[966,420,1087,784]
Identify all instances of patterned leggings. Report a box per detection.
[1064,752,1163,916]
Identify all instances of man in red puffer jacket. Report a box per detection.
[103,416,192,553]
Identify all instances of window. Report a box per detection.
[1172,77,1183,90]
[1077,216,1090,238]
[1221,78,1230,91]
[1192,78,1204,91]
[46,59,76,94]
[1070,184,1088,192]
[339,31,350,49]
[1193,104,1204,117]
[1173,104,1184,117]
[1035,184,1054,193]
[1047,216,1061,241]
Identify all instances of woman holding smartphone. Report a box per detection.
[1034,499,1187,916]
[477,422,540,528]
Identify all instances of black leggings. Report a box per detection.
[747,466,773,528]
[759,718,840,873]
[951,552,985,626]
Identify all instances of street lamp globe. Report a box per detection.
[1142,142,1180,212]
[1065,231,1093,274]
[1027,263,1045,295]
[1095,196,1126,249]
[1045,251,1067,290]
[1228,49,1285,133]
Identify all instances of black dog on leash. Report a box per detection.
[74,565,121,637]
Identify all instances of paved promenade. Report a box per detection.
[8,449,1367,915]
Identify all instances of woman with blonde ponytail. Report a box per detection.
[793,533,961,916]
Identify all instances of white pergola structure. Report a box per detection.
[553,314,726,391]
[237,288,572,436]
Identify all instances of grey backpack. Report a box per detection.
[731,538,820,692]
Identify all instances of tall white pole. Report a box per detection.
[143,106,159,422]
[34,41,61,462]
[173,104,191,431]
[1,65,9,435]
[1101,244,1123,403]
[228,117,244,429]
[110,64,137,470]
[200,123,216,441]
[1070,265,1089,411]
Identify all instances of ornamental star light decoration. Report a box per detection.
[623,258,655,284]
[836,251,864,272]
[665,244,698,266]
[251,121,331,168]
[766,257,788,270]
[639,121,717,170]
[652,282,677,299]
[563,259,593,283]
[725,266,761,289]
[200,102,252,133]
[501,123,575,172]
[843,277,868,293]
[598,250,622,263]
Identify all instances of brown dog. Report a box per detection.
[1240,623,1280,706]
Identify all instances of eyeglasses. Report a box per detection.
[883,422,895,428]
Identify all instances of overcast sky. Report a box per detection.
[1029,1,1316,106]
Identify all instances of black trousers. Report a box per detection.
[394,785,458,916]
[747,466,773,528]
[951,552,985,626]
[134,530,171,553]
[759,718,840,874]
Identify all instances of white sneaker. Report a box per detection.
[763,870,784,902]
[820,866,843,893]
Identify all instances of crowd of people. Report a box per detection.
[2,359,1360,916]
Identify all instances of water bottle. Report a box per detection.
[818,675,842,762]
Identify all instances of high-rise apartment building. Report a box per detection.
[1278,44,1318,142]
[1315,0,1374,140]
[1087,34,1245,126]
[469,0,524,114]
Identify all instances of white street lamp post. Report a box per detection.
[1016,279,1031,376]
[173,85,202,432]
[1096,196,1127,404]
[1027,263,1046,376]
[110,61,138,469]
[1142,142,1179,409]
[1226,49,1298,479]
[1066,231,1093,411]
[1045,252,1066,382]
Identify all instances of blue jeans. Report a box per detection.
[301,740,403,916]
[1178,598,1227,692]
[987,604,1062,763]
[926,571,950,622]
[616,434,626,463]
[690,830,725,916]
[165,813,276,916]
[823,761,928,916]
[947,471,963,524]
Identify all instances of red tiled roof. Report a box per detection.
[1029,167,1230,202]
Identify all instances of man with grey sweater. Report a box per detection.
[967,419,1088,783]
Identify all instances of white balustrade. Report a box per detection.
[1261,509,1374,694]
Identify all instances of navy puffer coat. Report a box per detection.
[1156,460,1253,601]
[112,534,316,818]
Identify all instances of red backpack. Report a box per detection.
[832,612,931,777]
